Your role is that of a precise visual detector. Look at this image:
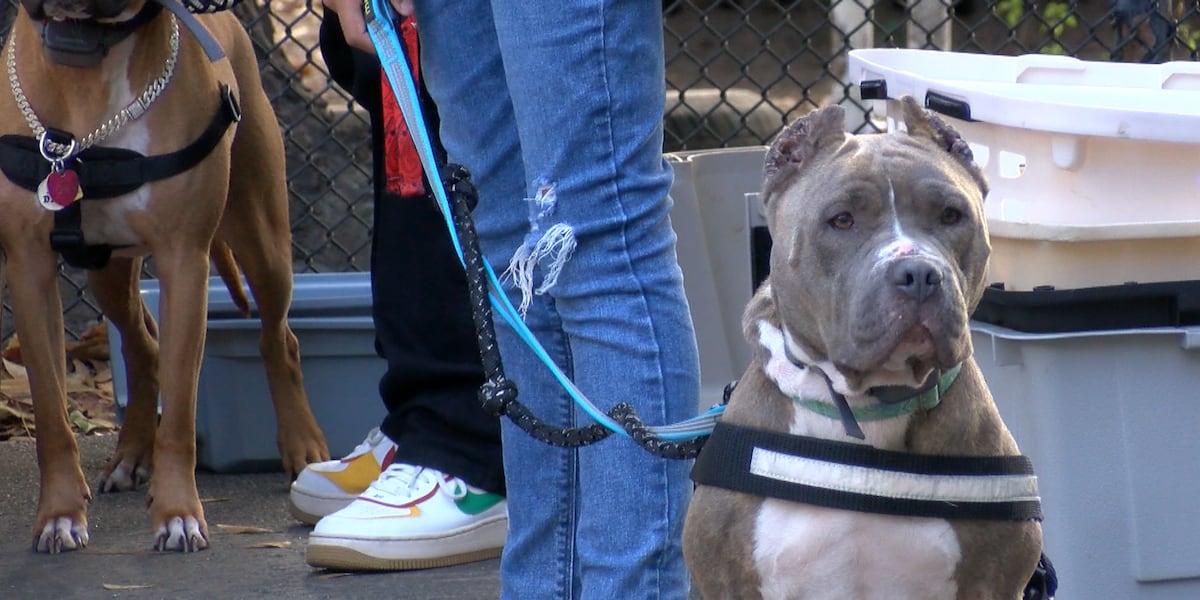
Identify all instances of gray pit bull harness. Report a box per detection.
[692,363,1043,522]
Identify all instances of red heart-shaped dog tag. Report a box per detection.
[47,169,83,208]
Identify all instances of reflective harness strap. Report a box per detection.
[691,421,1043,521]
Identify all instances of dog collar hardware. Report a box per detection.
[796,363,962,424]
[34,2,165,68]
[691,421,1043,522]
[8,14,179,161]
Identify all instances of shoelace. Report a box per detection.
[345,427,386,459]
[369,464,470,502]
[369,464,434,497]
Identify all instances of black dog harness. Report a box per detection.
[0,84,240,269]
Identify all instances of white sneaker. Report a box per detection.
[289,428,398,524]
[305,463,507,571]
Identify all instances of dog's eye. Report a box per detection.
[939,207,962,225]
[828,212,854,230]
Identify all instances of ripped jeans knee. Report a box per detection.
[503,179,577,316]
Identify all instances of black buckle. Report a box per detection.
[220,83,241,123]
[48,227,86,252]
[51,206,113,270]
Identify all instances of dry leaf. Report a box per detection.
[215,524,277,534]
[0,340,119,440]
[1,357,26,379]
[2,335,21,365]
[68,409,97,434]
[80,321,108,342]
[67,324,110,362]
[93,365,113,384]
[102,583,153,591]
[0,400,33,420]
[245,540,293,549]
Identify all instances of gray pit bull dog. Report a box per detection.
[682,97,1044,599]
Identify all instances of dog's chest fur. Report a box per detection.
[80,38,153,247]
[754,503,959,599]
[750,321,962,599]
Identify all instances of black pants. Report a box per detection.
[370,191,504,495]
[321,13,505,495]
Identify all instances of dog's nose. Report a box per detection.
[889,259,942,301]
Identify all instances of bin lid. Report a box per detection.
[138,272,372,318]
[849,49,1200,144]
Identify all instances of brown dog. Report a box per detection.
[683,98,1043,598]
[0,0,330,552]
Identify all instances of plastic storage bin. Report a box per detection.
[848,49,1200,291]
[971,321,1200,600]
[108,272,385,472]
[666,147,768,408]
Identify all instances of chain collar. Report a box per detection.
[6,14,179,162]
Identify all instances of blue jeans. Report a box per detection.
[411,0,700,598]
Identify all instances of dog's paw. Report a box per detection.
[98,460,152,493]
[153,516,209,552]
[277,422,331,480]
[33,516,90,553]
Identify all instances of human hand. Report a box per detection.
[322,0,413,55]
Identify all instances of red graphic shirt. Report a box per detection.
[381,16,424,198]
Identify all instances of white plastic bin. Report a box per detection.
[849,49,1200,291]
[108,272,385,472]
[667,147,768,408]
[971,321,1200,599]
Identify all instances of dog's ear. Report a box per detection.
[741,282,780,359]
[900,95,989,196]
[763,104,847,186]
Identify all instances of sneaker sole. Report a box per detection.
[289,489,358,526]
[289,502,328,526]
[306,514,507,571]
[305,544,502,571]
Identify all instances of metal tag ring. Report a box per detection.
[37,131,77,164]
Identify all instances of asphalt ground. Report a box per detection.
[0,434,501,599]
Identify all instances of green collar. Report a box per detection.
[794,363,963,422]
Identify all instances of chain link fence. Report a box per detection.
[2,0,1197,340]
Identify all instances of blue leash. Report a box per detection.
[363,0,722,452]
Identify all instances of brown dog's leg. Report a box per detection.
[145,247,211,551]
[217,60,329,478]
[216,208,329,478]
[8,245,92,552]
[90,257,160,492]
[221,220,330,479]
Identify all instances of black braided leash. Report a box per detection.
[441,164,708,460]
